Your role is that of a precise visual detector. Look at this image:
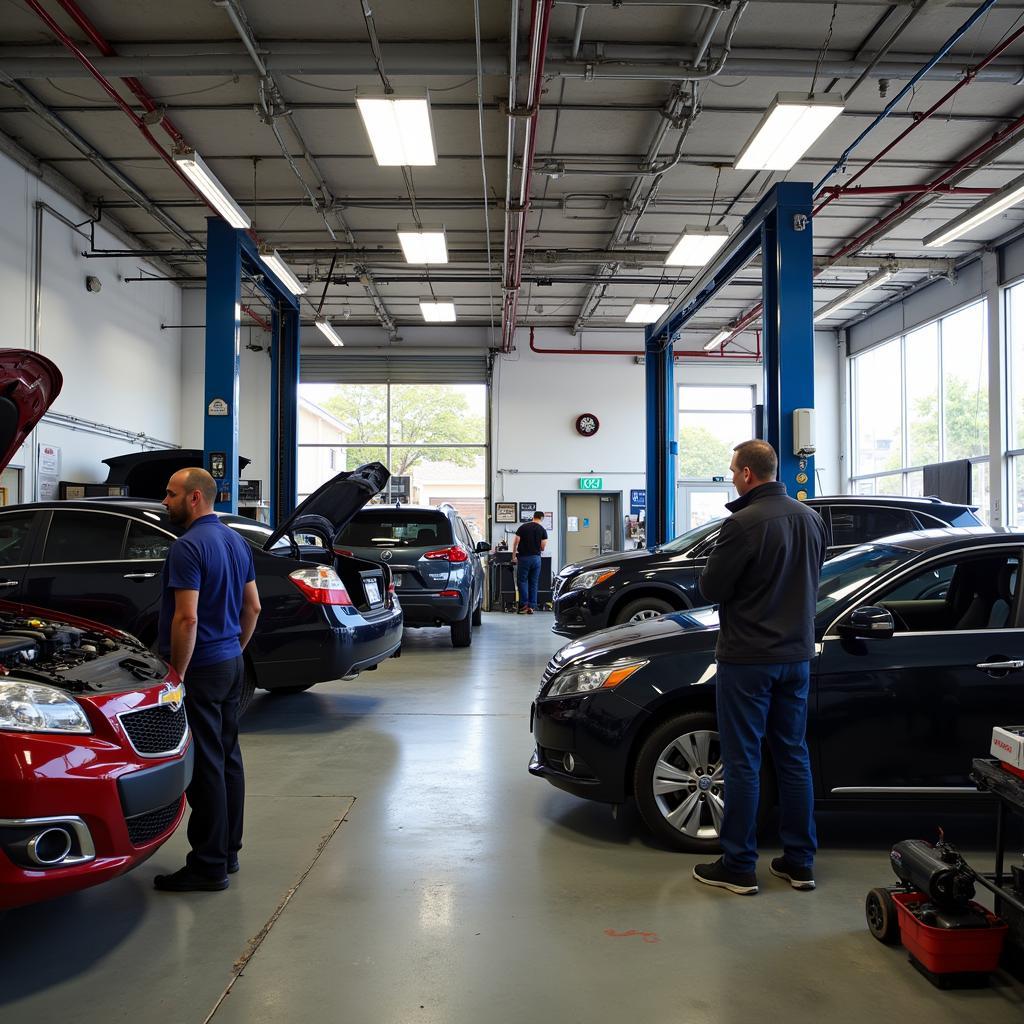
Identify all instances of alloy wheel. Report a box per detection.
[651,729,725,840]
[628,608,664,623]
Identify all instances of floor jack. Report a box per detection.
[866,837,1022,988]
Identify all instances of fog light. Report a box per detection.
[563,752,576,773]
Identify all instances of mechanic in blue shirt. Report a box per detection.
[153,468,261,893]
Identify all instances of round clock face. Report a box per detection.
[575,413,600,437]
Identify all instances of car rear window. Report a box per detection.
[337,512,453,548]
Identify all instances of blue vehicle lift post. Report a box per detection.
[204,217,301,525]
[644,181,815,547]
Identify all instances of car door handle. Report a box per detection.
[976,660,1024,671]
[123,572,157,580]
[0,580,18,588]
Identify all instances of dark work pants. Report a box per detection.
[517,554,542,609]
[183,655,245,879]
[715,660,817,874]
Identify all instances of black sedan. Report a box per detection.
[552,494,982,637]
[0,463,403,712]
[531,527,1024,853]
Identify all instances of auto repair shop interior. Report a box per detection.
[4,0,1024,1020]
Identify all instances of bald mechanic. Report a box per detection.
[153,468,261,893]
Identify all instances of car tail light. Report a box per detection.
[289,566,353,605]
[439,590,461,598]
[424,545,468,563]
[333,548,353,558]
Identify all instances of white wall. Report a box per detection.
[0,149,184,498]
[492,327,842,564]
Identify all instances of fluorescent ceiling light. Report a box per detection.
[626,302,670,324]
[172,146,250,229]
[420,300,457,323]
[924,170,1024,248]
[356,91,437,166]
[314,317,344,347]
[665,228,730,267]
[258,246,306,296]
[735,93,845,171]
[813,269,894,323]
[398,226,448,264]
[704,328,732,351]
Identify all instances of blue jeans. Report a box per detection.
[516,555,541,609]
[715,660,817,874]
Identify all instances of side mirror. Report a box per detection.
[475,541,492,553]
[839,606,895,641]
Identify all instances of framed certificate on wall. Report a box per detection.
[495,501,517,523]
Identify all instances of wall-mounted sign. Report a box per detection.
[567,516,579,532]
[519,501,537,522]
[579,476,603,490]
[208,398,229,417]
[630,489,646,514]
[208,451,227,478]
[37,443,60,501]
[495,501,517,523]
[542,512,554,530]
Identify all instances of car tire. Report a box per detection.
[613,596,675,626]
[451,604,472,648]
[238,662,257,717]
[633,710,774,854]
[866,888,901,945]
[472,596,482,627]
[268,682,316,695]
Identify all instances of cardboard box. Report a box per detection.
[991,725,1024,770]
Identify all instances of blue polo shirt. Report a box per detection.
[158,514,257,669]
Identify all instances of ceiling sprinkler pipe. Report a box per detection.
[527,326,760,359]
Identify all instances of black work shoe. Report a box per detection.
[227,857,240,875]
[692,857,758,895]
[518,607,529,614]
[154,866,229,892]
[769,856,815,890]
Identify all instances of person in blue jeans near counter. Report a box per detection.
[512,511,547,614]
[693,440,827,896]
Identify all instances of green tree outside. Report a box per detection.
[319,384,486,475]
[904,375,989,468]
[679,425,733,478]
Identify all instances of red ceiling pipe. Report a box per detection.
[25,0,200,199]
[820,185,997,198]
[813,22,1024,218]
[241,305,271,332]
[528,326,761,359]
[501,0,555,354]
[51,0,187,148]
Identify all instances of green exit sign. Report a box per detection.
[579,476,603,490]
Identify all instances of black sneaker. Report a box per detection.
[769,856,815,890]
[228,856,240,875]
[153,866,229,892]
[692,857,758,895]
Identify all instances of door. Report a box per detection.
[23,509,169,635]
[562,493,621,565]
[0,509,44,596]
[815,547,1024,794]
[677,483,734,535]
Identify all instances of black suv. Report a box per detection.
[553,494,982,638]
[334,504,489,647]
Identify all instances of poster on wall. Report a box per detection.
[37,443,60,501]
[519,501,537,522]
[495,501,517,523]
[542,512,553,530]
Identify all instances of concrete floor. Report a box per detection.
[3,612,1023,1023]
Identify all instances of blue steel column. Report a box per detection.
[204,216,242,513]
[761,182,815,498]
[644,327,676,547]
[270,301,300,526]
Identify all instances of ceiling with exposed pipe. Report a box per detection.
[3,0,1024,353]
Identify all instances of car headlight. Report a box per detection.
[0,680,92,734]
[568,567,619,591]
[546,659,648,697]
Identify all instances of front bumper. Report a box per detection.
[551,587,610,638]
[0,735,192,910]
[529,689,649,804]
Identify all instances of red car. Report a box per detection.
[0,351,191,910]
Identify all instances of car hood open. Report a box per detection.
[264,461,390,551]
[0,350,62,472]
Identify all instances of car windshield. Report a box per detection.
[815,543,914,617]
[336,511,453,548]
[658,518,726,555]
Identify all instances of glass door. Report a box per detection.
[677,483,734,535]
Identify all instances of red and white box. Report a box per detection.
[991,726,1024,778]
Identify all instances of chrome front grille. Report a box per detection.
[540,655,561,690]
[119,703,188,757]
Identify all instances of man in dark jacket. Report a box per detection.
[692,440,827,896]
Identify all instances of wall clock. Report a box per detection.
[575,413,600,437]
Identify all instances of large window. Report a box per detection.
[297,383,487,532]
[1006,281,1024,525]
[851,300,988,517]
[678,385,756,478]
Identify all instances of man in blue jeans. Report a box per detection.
[693,440,827,896]
[512,511,547,614]
[153,467,261,893]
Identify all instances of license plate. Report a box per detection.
[365,579,382,604]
